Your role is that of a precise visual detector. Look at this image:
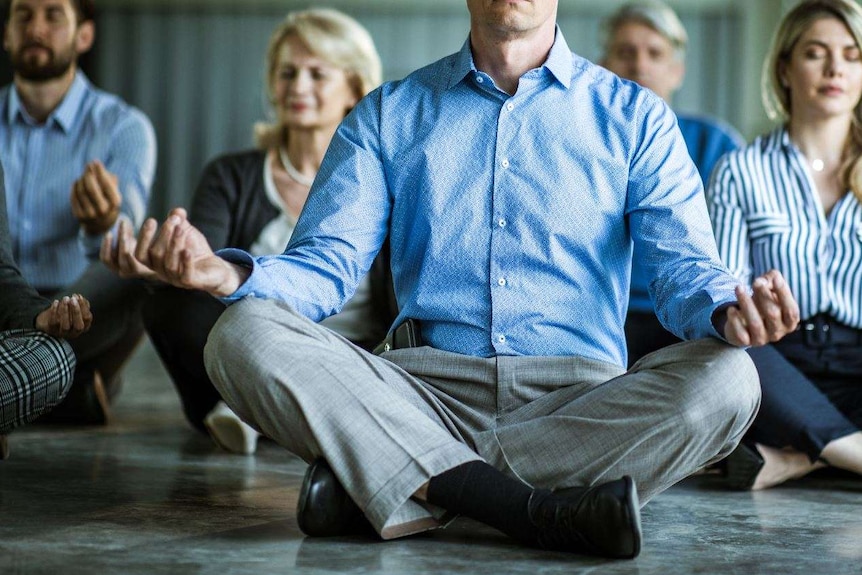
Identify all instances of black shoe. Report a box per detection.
[724,442,764,490]
[528,476,642,559]
[39,370,110,425]
[297,458,374,537]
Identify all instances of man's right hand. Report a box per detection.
[124,207,249,297]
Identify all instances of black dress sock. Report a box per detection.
[425,460,551,543]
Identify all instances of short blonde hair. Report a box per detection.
[763,0,862,201]
[603,0,688,60]
[254,8,382,149]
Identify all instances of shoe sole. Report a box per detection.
[620,475,642,559]
[725,443,764,490]
[203,415,257,455]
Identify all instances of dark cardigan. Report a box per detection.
[190,149,398,340]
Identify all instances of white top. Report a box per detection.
[250,156,378,342]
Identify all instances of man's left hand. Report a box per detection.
[71,160,122,235]
[720,269,800,347]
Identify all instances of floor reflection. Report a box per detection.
[1,341,860,574]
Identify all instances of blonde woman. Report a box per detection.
[707,0,862,490]
[104,9,394,454]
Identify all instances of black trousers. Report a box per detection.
[142,286,226,433]
[47,262,146,398]
[143,286,382,433]
[746,314,862,461]
[624,310,681,368]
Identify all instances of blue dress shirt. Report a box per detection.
[628,113,744,313]
[0,72,156,291]
[220,31,738,367]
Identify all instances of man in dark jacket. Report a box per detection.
[0,161,92,459]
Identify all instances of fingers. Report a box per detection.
[91,160,122,208]
[723,305,750,347]
[70,161,122,233]
[764,270,800,330]
[66,295,84,334]
[82,167,112,216]
[726,270,802,348]
[100,230,117,271]
[147,214,181,277]
[71,179,98,220]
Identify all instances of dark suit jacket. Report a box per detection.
[0,162,49,329]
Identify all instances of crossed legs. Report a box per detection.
[205,298,759,541]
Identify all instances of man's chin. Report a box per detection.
[13,64,74,82]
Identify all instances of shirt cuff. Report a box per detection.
[706,298,739,344]
[215,248,256,303]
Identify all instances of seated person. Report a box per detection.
[0,161,92,459]
[707,0,862,490]
[600,0,745,365]
[104,8,396,454]
[0,0,156,424]
[110,0,799,559]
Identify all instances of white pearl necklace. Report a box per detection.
[278,146,316,187]
[811,158,825,172]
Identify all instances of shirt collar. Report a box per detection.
[6,71,88,132]
[446,26,573,91]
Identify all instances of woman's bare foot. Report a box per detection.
[750,444,825,490]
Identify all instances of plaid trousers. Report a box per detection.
[0,329,75,434]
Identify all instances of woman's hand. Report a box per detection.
[100,218,159,281]
[35,294,93,339]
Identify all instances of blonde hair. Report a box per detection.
[602,0,688,61]
[254,8,382,149]
[763,0,862,201]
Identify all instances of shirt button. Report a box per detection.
[506,102,514,111]
[497,277,506,286]
[476,76,484,84]
[498,335,506,343]
[498,218,507,228]
[501,159,510,168]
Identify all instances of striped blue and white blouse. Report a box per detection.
[706,127,862,328]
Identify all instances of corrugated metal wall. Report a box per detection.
[94,2,743,215]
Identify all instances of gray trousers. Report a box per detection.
[205,298,760,539]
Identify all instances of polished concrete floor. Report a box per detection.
[1,340,861,575]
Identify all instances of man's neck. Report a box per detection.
[470,23,555,95]
[13,66,77,124]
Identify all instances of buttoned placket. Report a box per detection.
[484,74,518,354]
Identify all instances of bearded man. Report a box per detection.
[0,0,156,424]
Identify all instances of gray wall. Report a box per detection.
[92,0,787,216]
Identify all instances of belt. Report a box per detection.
[782,314,862,347]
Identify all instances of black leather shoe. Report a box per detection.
[528,476,642,559]
[724,442,764,490]
[297,458,374,537]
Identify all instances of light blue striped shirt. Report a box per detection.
[0,72,156,291]
[220,31,739,366]
[707,127,862,329]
